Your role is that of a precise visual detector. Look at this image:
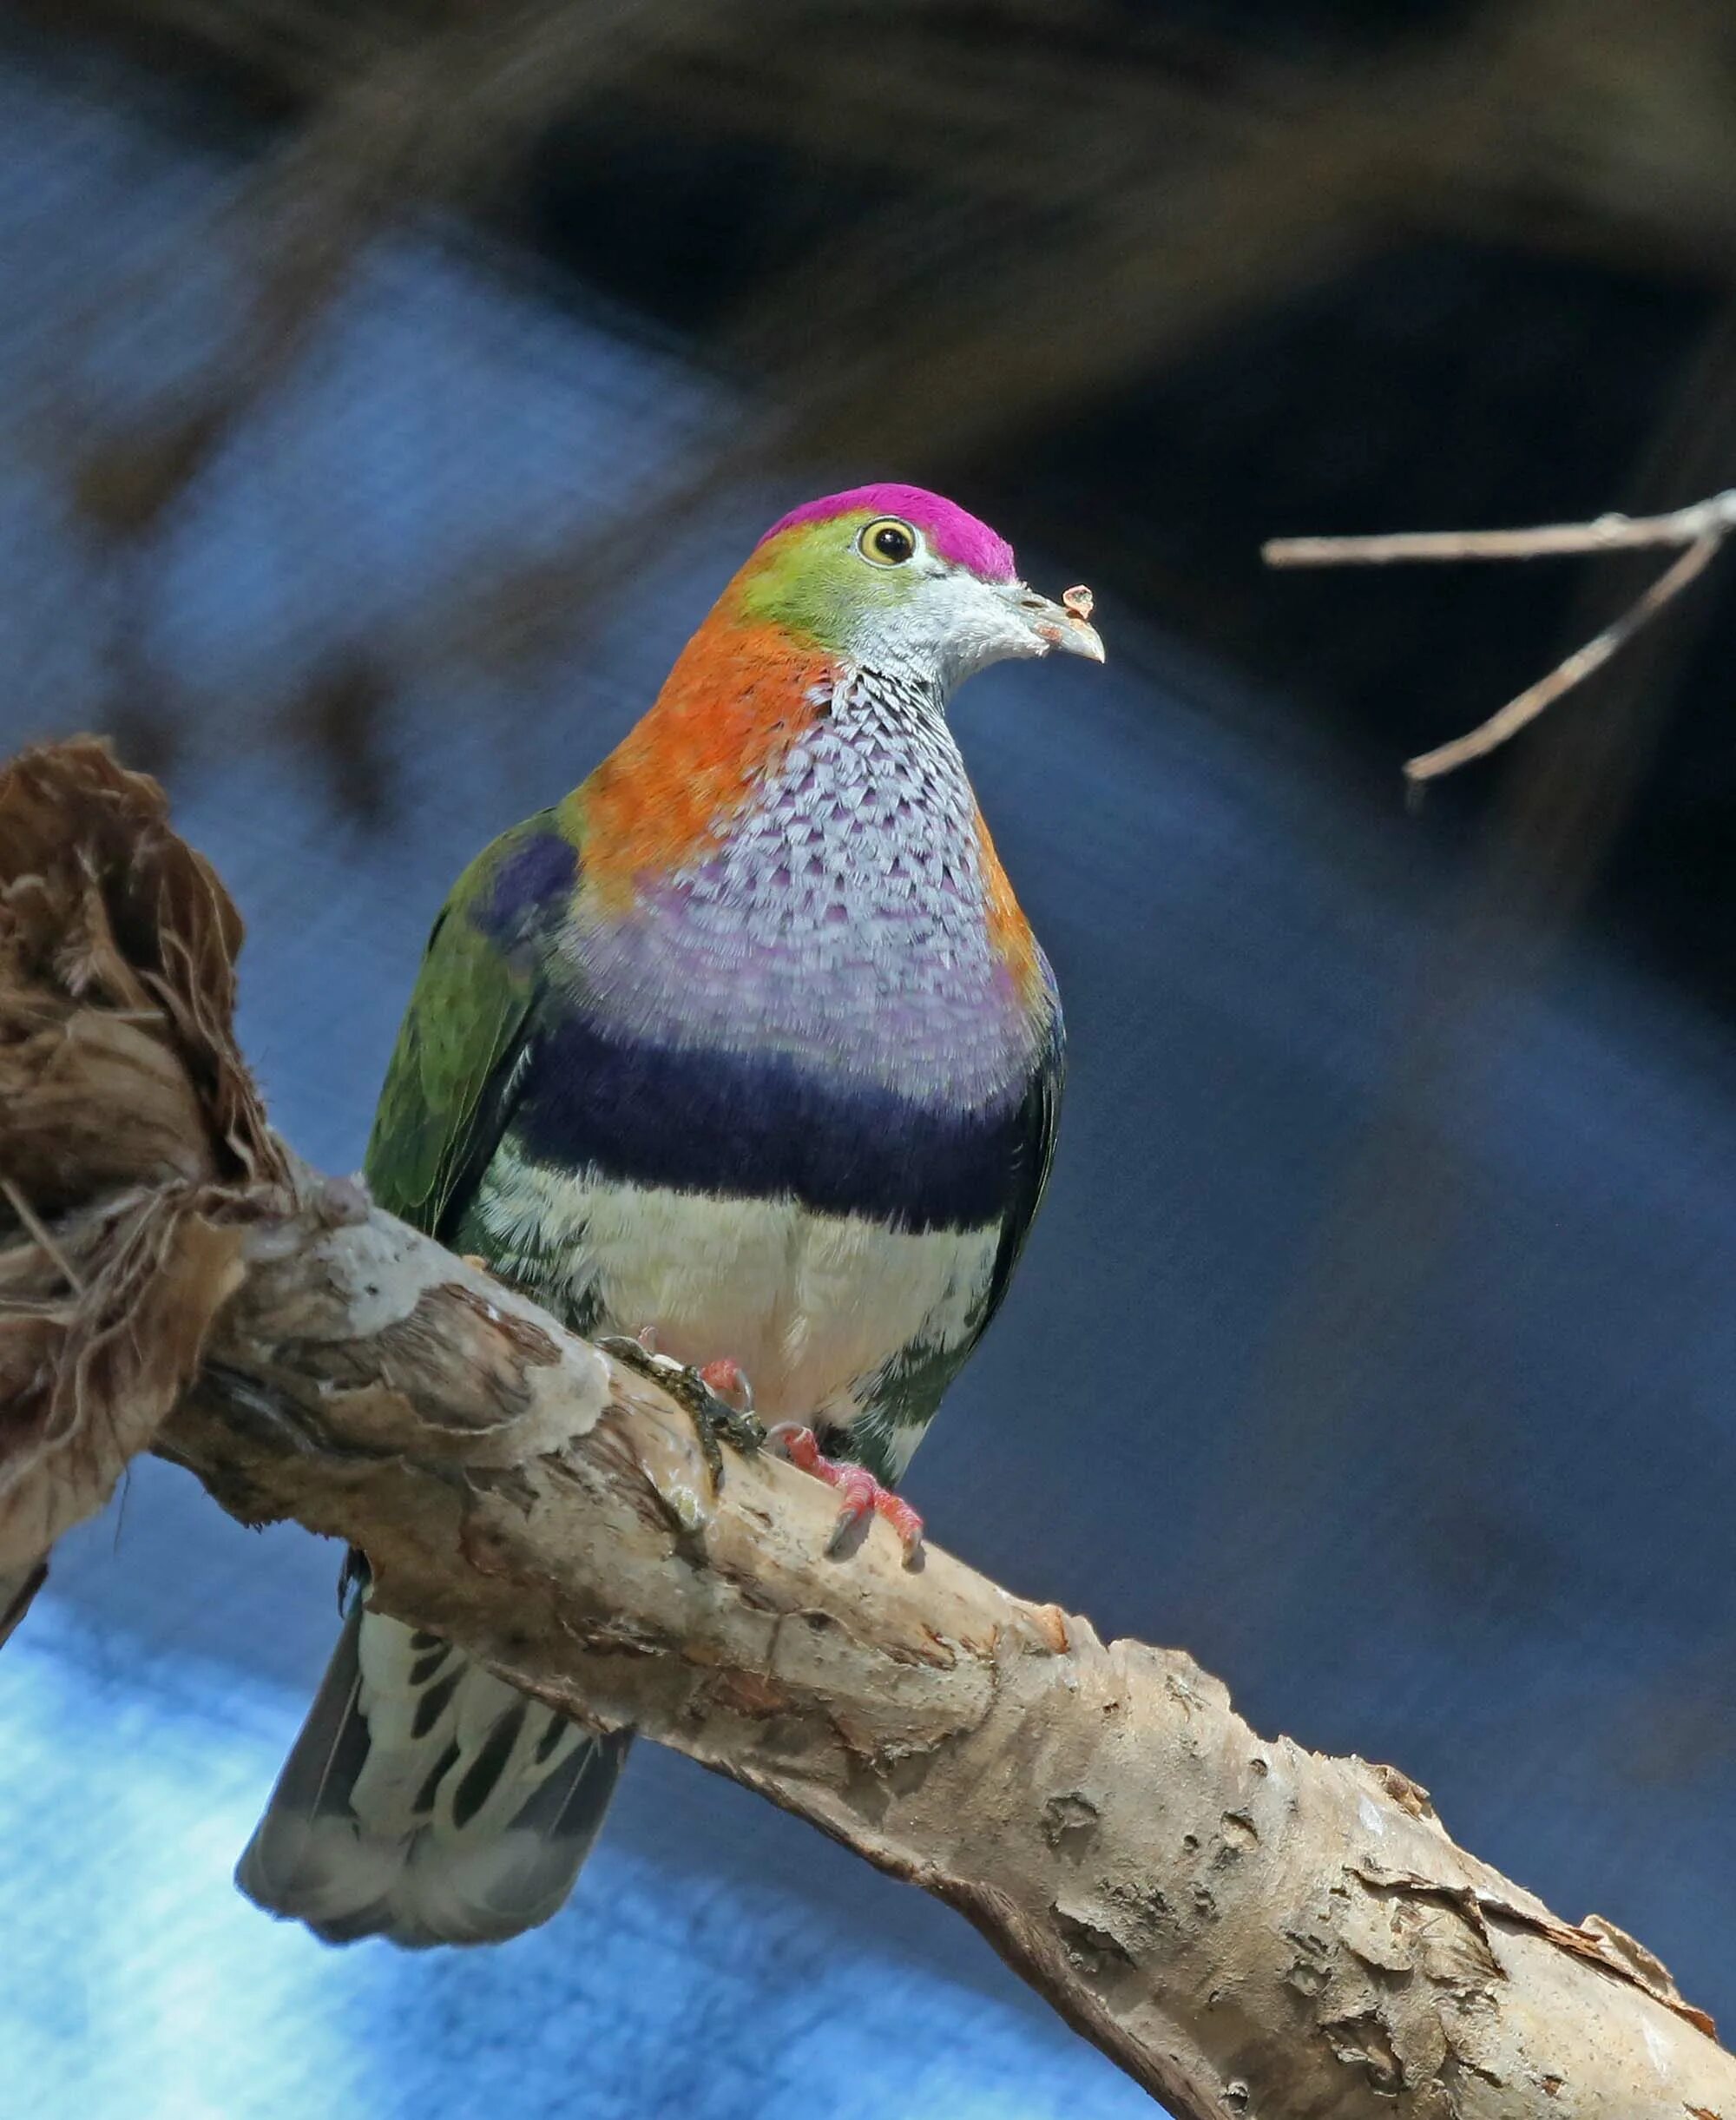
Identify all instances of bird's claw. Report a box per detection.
[769,1425,924,1565]
[597,1335,765,1490]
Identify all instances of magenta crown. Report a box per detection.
[758,484,1016,583]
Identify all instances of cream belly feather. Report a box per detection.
[473,1138,1000,1472]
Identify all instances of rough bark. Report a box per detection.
[3,739,1733,2119]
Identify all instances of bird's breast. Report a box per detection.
[563,675,1046,1108]
[473,674,1054,1425]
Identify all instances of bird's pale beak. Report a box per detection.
[1009,581,1106,662]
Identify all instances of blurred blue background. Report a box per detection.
[4,10,1736,2115]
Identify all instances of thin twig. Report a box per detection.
[1404,533,1724,786]
[1262,489,1736,567]
[1261,491,1734,784]
[1,1176,87,1294]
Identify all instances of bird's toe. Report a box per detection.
[773,1425,924,1565]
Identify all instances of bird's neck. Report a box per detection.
[564,609,838,911]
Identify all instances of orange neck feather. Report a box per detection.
[974,813,1042,1003]
[568,613,837,910]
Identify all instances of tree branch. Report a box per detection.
[1262,491,1736,568]
[3,739,1732,2118]
[1263,492,1735,787]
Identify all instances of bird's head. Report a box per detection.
[733,484,1104,695]
[577,485,1102,899]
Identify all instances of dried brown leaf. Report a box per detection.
[0,736,283,1191]
[0,1013,214,1209]
[0,1189,249,1578]
[0,737,289,1602]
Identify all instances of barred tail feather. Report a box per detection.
[236,1603,628,1947]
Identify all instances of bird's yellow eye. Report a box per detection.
[858,517,918,567]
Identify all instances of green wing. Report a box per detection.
[364,814,571,1243]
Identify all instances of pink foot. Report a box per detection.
[632,1330,753,1413]
[697,1357,753,1412]
[773,1426,924,1564]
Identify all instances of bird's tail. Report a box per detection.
[236,1595,628,1947]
